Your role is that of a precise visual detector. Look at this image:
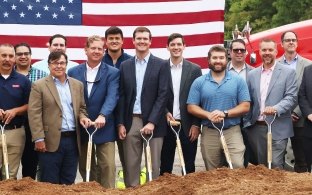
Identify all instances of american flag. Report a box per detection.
[0,0,224,68]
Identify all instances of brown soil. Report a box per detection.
[1,165,312,195]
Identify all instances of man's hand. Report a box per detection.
[166,112,175,123]
[208,110,224,123]
[307,114,312,122]
[189,125,200,142]
[141,122,155,135]
[80,118,92,128]
[35,140,47,152]
[0,109,5,122]
[3,108,18,124]
[291,112,300,123]
[263,106,277,115]
[94,114,106,129]
[118,125,127,140]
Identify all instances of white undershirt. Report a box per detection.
[170,59,183,120]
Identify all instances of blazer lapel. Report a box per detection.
[79,64,88,102]
[142,55,153,91]
[179,60,190,96]
[296,57,305,85]
[89,62,107,98]
[45,75,62,110]
[254,67,262,106]
[68,78,78,116]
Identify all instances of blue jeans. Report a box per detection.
[38,135,78,184]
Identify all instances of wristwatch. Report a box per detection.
[223,110,229,118]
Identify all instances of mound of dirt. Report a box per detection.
[1,165,312,195]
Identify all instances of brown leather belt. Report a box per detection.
[255,121,267,126]
[133,114,142,118]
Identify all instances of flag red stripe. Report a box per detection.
[82,10,224,26]
[1,33,223,48]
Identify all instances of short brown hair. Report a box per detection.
[208,45,227,59]
[133,26,152,39]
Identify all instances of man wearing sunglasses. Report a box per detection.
[278,31,312,173]
[68,35,119,188]
[227,39,255,167]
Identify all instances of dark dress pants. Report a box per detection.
[38,134,78,184]
[160,125,198,175]
[21,122,38,179]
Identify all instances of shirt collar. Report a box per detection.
[52,75,69,84]
[283,54,298,64]
[261,61,277,72]
[228,62,246,71]
[86,62,101,70]
[135,52,150,64]
[169,58,183,68]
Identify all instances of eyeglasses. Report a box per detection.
[84,70,102,83]
[232,48,246,53]
[16,52,30,57]
[283,39,297,43]
[49,61,67,66]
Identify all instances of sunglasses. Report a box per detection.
[232,48,246,53]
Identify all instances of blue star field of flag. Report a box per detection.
[0,0,82,25]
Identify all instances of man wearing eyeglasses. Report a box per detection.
[14,43,47,180]
[277,31,312,173]
[227,39,255,167]
[68,35,119,188]
[32,34,78,74]
[0,43,31,180]
[28,51,90,184]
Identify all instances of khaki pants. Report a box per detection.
[79,141,115,188]
[0,127,25,180]
[201,125,245,170]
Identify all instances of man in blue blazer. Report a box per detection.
[117,27,170,187]
[68,35,119,188]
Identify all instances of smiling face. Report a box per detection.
[167,37,185,59]
[15,46,31,68]
[133,31,151,54]
[208,51,227,73]
[105,33,123,53]
[259,40,277,67]
[230,42,247,65]
[281,32,298,54]
[49,37,66,53]
[0,45,15,75]
[85,40,104,64]
[48,53,67,81]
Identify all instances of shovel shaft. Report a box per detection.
[267,132,272,169]
[86,141,92,182]
[176,139,186,175]
[2,134,9,179]
[220,135,233,169]
[146,145,153,181]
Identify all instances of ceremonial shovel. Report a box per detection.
[0,124,9,179]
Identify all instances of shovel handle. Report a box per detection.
[220,135,233,169]
[146,145,153,181]
[176,139,186,175]
[267,132,272,169]
[2,134,9,179]
[169,120,181,126]
[86,140,92,182]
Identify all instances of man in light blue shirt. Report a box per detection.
[32,34,78,73]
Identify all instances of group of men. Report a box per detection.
[1,26,312,189]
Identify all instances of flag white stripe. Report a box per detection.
[83,0,225,15]
[0,22,224,37]
[31,45,220,61]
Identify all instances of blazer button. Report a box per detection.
[60,115,62,118]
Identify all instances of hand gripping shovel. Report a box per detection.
[212,120,233,169]
[169,120,186,175]
[85,122,97,182]
[264,113,277,169]
[0,124,9,179]
[141,131,153,182]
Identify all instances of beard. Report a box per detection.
[209,63,226,73]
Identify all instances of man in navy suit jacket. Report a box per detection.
[68,35,119,188]
[117,27,170,187]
